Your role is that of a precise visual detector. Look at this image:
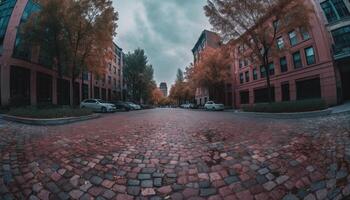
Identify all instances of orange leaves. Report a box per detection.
[151,88,164,105]
[190,47,232,88]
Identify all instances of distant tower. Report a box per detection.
[159,82,168,97]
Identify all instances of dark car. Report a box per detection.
[110,101,131,111]
[141,104,155,109]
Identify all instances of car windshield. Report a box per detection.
[97,99,107,103]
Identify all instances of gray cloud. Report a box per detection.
[113,0,211,87]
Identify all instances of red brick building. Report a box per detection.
[193,0,350,109]
[192,30,233,106]
[0,0,124,106]
[234,0,337,108]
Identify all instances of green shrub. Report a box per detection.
[241,99,328,113]
[7,106,94,119]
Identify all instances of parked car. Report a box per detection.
[189,103,199,109]
[110,101,131,111]
[141,104,154,109]
[204,101,225,111]
[125,102,141,110]
[181,103,198,109]
[80,99,116,113]
[180,103,189,109]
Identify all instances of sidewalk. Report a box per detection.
[228,101,350,119]
[330,101,350,114]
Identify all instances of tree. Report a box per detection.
[176,68,184,83]
[22,0,118,104]
[151,88,164,105]
[124,49,156,103]
[169,68,195,105]
[204,0,312,102]
[187,47,231,103]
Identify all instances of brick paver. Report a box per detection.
[0,109,349,199]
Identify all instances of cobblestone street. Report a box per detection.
[0,109,350,200]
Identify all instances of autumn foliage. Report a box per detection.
[205,0,312,102]
[21,0,118,104]
[151,88,164,105]
[168,69,194,105]
[187,47,232,103]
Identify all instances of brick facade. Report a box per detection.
[0,0,124,106]
[192,0,350,109]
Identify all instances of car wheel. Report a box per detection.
[101,107,107,113]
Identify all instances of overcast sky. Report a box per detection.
[113,0,211,87]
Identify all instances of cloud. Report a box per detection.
[113,0,211,87]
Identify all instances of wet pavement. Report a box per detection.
[0,108,350,200]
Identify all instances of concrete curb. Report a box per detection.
[233,109,332,119]
[0,114,101,126]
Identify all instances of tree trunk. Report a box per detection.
[70,77,75,106]
[81,71,84,101]
[264,54,273,103]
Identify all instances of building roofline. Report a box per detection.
[113,41,123,52]
[191,30,220,53]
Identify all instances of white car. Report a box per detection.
[181,103,191,109]
[80,99,116,113]
[126,102,141,110]
[204,101,225,111]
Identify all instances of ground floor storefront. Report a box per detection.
[236,62,338,108]
[337,59,350,103]
[195,84,233,107]
[0,63,122,107]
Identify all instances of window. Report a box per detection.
[253,68,258,80]
[289,31,298,46]
[321,0,350,23]
[277,37,284,49]
[239,73,244,84]
[268,63,275,75]
[301,27,310,40]
[281,83,290,101]
[83,71,89,81]
[273,20,280,31]
[108,76,111,84]
[305,47,315,65]
[86,99,96,103]
[0,0,17,54]
[245,71,250,82]
[280,57,288,73]
[293,51,302,68]
[333,0,350,18]
[240,91,249,104]
[114,67,117,74]
[260,66,266,78]
[254,87,275,103]
[239,59,243,68]
[321,1,338,23]
[332,25,350,55]
[12,0,41,60]
[296,78,321,100]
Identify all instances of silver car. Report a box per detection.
[125,102,141,110]
[204,101,225,111]
[80,99,116,113]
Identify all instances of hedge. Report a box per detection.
[6,106,94,119]
[241,99,328,113]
